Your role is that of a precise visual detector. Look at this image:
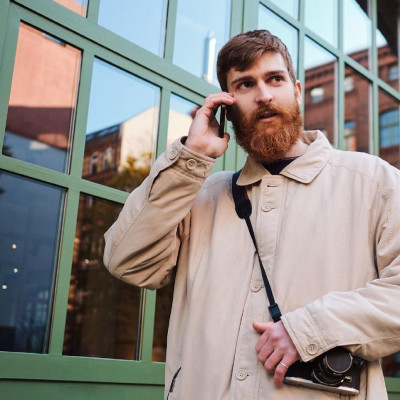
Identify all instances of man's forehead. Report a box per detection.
[228,52,288,77]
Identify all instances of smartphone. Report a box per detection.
[219,104,226,138]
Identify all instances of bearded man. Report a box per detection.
[104,30,400,400]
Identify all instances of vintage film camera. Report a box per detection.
[284,346,364,395]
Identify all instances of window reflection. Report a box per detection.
[383,352,400,378]
[344,0,371,70]
[63,195,141,359]
[153,284,173,361]
[304,39,337,145]
[0,171,64,353]
[304,0,337,47]
[378,90,400,168]
[98,0,168,57]
[377,1,400,91]
[53,0,88,16]
[4,23,81,172]
[344,67,371,153]
[167,94,197,147]
[173,0,231,85]
[258,5,298,74]
[267,0,298,19]
[83,59,159,191]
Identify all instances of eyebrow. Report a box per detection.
[230,69,288,87]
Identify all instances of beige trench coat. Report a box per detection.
[104,131,400,400]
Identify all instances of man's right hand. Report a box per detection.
[185,92,236,158]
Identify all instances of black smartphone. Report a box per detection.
[219,104,226,138]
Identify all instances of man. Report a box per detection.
[104,30,400,399]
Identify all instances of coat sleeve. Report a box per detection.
[281,162,400,362]
[103,138,215,290]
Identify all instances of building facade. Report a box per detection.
[0,0,400,398]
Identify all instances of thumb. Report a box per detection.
[252,321,272,334]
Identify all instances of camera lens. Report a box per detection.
[311,347,353,386]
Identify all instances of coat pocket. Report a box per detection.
[167,367,181,400]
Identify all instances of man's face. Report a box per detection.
[226,51,303,163]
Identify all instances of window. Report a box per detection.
[4,23,81,173]
[344,120,356,151]
[344,76,354,92]
[310,86,324,103]
[102,147,113,171]
[380,109,400,147]
[389,64,399,82]
[89,152,99,175]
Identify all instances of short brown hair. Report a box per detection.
[217,30,296,91]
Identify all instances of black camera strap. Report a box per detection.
[232,170,282,322]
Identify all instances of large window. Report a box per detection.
[1,0,400,399]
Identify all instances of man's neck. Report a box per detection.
[283,138,308,159]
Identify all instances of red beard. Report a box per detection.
[230,100,303,163]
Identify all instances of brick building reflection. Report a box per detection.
[305,45,400,168]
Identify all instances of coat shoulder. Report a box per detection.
[328,149,400,184]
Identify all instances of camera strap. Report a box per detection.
[232,170,282,322]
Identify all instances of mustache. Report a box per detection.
[229,104,282,121]
[253,104,282,118]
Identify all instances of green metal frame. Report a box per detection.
[0,0,400,398]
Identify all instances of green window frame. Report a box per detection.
[0,0,400,399]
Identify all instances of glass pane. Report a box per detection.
[167,94,197,147]
[377,1,400,91]
[173,0,231,85]
[267,0,298,19]
[83,59,159,191]
[63,195,141,359]
[0,171,64,353]
[152,284,173,361]
[378,90,400,168]
[344,0,371,70]
[98,0,168,57]
[304,39,337,145]
[344,66,371,153]
[304,0,337,47]
[53,0,88,16]
[258,5,298,74]
[4,23,80,173]
[383,352,400,377]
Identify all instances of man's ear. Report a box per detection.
[295,80,302,106]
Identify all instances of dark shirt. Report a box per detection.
[263,156,299,175]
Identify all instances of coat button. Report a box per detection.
[168,149,178,160]
[306,344,318,355]
[251,280,263,292]
[261,202,272,212]
[236,369,248,381]
[186,159,197,170]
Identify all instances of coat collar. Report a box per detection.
[237,130,332,186]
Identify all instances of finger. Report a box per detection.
[274,359,291,388]
[257,342,273,364]
[263,350,282,373]
[255,331,269,353]
[253,322,273,353]
[202,93,235,114]
[252,321,272,334]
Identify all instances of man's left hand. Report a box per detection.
[253,320,300,387]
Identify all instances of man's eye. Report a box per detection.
[271,76,283,83]
[239,81,253,89]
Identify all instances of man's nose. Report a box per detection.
[255,83,273,104]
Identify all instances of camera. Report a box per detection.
[284,347,364,395]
